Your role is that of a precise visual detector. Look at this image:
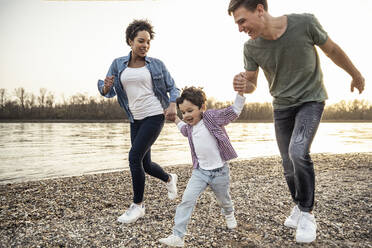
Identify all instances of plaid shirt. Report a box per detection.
[179,106,239,169]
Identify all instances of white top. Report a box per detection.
[121,66,164,120]
[177,94,246,170]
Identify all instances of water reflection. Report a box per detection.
[0,122,371,184]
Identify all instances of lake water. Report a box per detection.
[0,122,371,184]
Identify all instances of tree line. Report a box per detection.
[1,88,371,121]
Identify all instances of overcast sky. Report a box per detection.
[0,0,370,104]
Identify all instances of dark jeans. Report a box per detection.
[129,114,170,204]
[274,101,325,212]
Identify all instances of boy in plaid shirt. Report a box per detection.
[159,87,246,247]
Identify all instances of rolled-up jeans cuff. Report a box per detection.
[222,209,234,216]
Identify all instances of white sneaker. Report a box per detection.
[295,212,317,243]
[117,203,145,224]
[225,213,237,229]
[159,234,184,247]
[284,205,301,228]
[166,174,178,200]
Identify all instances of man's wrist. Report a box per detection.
[351,71,362,80]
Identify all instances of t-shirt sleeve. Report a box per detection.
[308,14,328,45]
[243,43,259,71]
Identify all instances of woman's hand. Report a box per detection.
[165,102,177,122]
[103,75,114,95]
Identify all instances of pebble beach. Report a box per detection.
[1,153,371,247]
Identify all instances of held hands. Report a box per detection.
[103,75,114,95]
[351,74,365,94]
[233,72,256,94]
[174,115,181,125]
[164,102,177,122]
[233,72,246,94]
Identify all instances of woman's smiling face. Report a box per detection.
[129,30,151,58]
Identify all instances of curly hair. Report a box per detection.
[228,0,268,15]
[176,86,207,109]
[125,19,155,46]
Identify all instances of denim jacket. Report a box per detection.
[97,52,180,122]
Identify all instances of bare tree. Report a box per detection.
[14,87,27,111]
[46,92,55,108]
[38,88,47,108]
[0,88,6,109]
[69,93,88,105]
[26,93,36,109]
[61,93,67,105]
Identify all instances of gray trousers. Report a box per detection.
[274,101,325,212]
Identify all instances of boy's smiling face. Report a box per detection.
[178,99,206,126]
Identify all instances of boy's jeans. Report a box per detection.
[274,101,325,212]
[173,164,234,238]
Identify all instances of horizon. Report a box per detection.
[2,85,372,106]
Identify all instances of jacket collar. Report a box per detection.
[123,51,151,64]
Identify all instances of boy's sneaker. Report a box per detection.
[296,212,317,243]
[225,213,237,229]
[117,203,145,224]
[159,234,184,247]
[284,205,301,228]
[166,174,178,200]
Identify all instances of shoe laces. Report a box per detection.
[125,204,139,216]
[167,177,175,190]
[299,213,314,228]
[225,214,235,221]
[291,206,299,215]
[168,234,181,242]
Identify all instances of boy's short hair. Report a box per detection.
[176,86,207,109]
[228,0,268,15]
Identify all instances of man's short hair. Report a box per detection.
[228,0,268,16]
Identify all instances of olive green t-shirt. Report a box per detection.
[244,13,328,109]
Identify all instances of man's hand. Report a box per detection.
[233,71,257,94]
[233,72,247,93]
[351,74,365,94]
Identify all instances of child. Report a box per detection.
[159,87,245,247]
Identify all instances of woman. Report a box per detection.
[97,19,180,224]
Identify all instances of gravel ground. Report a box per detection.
[0,153,371,248]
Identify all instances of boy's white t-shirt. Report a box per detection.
[177,94,245,170]
[121,66,164,120]
[189,119,224,170]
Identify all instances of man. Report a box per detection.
[228,0,365,243]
